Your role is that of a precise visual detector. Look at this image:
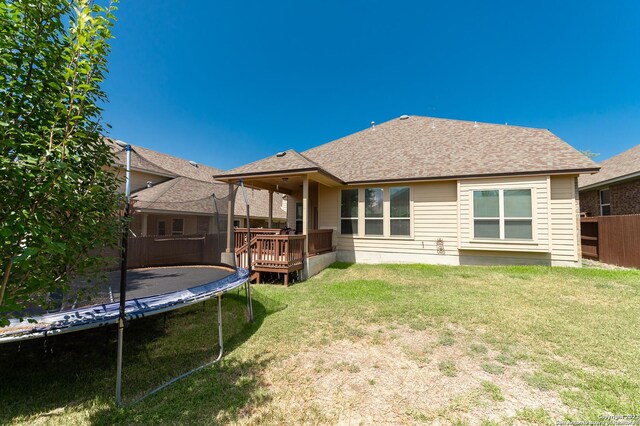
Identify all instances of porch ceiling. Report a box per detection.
[222,171,342,194]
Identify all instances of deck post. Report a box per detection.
[268,189,273,228]
[227,183,235,252]
[302,175,309,256]
[221,183,236,267]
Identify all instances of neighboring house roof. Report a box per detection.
[222,149,322,176]
[132,177,286,219]
[216,116,598,184]
[108,138,223,182]
[578,145,640,190]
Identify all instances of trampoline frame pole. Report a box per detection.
[116,143,132,407]
[128,294,225,406]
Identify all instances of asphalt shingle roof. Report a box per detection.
[109,138,223,182]
[131,177,286,219]
[578,145,640,189]
[216,116,598,183]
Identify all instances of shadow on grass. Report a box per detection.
[0,289,283,425]
[327,262,354,270]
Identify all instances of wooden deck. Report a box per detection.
[234,228,333,285]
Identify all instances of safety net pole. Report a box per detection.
[239,179,254,322]
[116,143,132,407]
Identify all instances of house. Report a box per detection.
[578,144,640,216]
[108,140,287,236]
[215,115,598,280]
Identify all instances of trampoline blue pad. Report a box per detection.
[0,267,249,343]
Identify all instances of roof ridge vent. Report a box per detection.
[399,115,410,120]
[189,160,198,168]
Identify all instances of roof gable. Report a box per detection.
[217,149,321,178]
[108,138,222,182]
[578,144,640,189]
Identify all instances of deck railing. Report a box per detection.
[308,229,333,255]
[234,228,282,251]
[235,234,305,270]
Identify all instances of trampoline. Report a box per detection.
[1,147,257,405]
[0,265,250,343]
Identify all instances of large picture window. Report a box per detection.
[390,187,410,236]
[365,188,383,235]
[340,186,411,237]
[340,189,358,234]
[473,189,532,240]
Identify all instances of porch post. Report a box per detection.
[268,189,273,228]
[141,213,148,236]
[303,175,309,256]
[227,183,235,252]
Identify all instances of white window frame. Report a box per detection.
[389,186,411,237]
[472,188,534,241]
[599,188,611,216]
[339,186,413,238]
[340,189,359,235]
[364,187,384,236]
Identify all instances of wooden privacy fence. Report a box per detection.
[127,234,222,268]
[581,215,640,268]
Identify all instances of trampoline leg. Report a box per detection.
[115,320,124,407]
[245,280,254,323]
[216,294,223,359]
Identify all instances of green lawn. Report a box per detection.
[1,263,639,424]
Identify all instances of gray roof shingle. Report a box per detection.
[216,116,598,183]
[109,138,223,182]
[578,145,640,189]
[131,177,286,219]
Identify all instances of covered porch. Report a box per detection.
[218,166,342,285]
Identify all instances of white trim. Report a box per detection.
[470,188,536,242]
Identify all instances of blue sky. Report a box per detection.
[102,0,640,170]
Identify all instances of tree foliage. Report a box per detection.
[0,0,120,325]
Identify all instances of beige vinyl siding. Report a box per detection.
[333,181,460,260]
[549,175,579,263]
[458,176,550,253]
[125,170,171,193]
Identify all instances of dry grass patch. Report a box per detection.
[255,324,573,425]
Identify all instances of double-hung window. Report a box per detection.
[473,189,532,240]
[340,189,358,234]
[172,218,184,235]
[158,220,166,236]
[390,187,410,236]
[599,189,611,216]
[341,186,411,237]
[364,188,383,235]
[295,202,303,233]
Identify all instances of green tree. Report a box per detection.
[581,149,600,160]
[0,0,120,325]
